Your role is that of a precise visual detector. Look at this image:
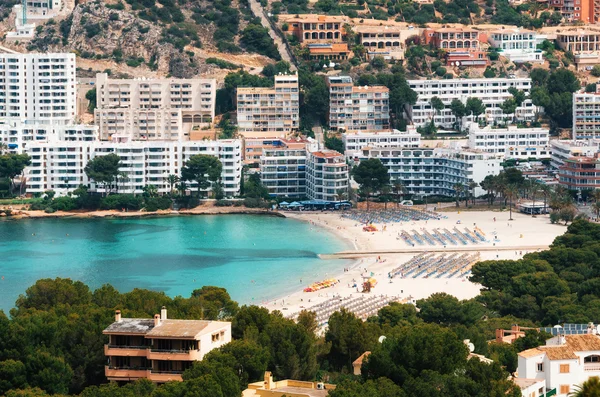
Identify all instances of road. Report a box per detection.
[247,0,296,70]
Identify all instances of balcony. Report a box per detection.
[104,344,149,357]
[148,370,184,382]
[105,366,151,381]
[584,363,600,371]
[147,349,201,361]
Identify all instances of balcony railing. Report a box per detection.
[107,345,148,350]
[544,389,556,397]
[150,348,195,354]
[584,364,600,371]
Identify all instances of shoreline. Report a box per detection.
[0,206,287,220]
[261,210,569,319]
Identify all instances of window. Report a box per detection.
[560,385,570,394]
[559,364,570,373]
[537,363,543,372]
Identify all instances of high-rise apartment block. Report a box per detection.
[306,150,349,201]
[25,138,242,196]
[573,87,600,140]
[94,73,216,141]
[328,76,390,132]
[259,139,309,198]
[0,53,76,125]
[407,78,537,129]
[236,74,299,138]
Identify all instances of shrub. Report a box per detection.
[49,196,77,211]
[109,12,119,21]
[206,57,238,69]
[100,194,144,210]
[435,66,446,77]
[144,196,172,211]
[84,23,101,38]
[215,200,234,207]
[592,65,600,77]
[44,207,57,214]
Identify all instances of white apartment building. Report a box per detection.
[328,76,390,132]
[407,78,537,129]
[306,150,349,201]
[517,334,600,397]
[25,138,242,196]
[488,29,543,63]
[95,73,216,141]
[573,87,600,139]
[342,128,421,155]
[0,120,98,154]
[0,53,76,125]
[259,139,308,198]
[549,139,600,170]
[348,145,502,197]
[466,122,550,160]
[236,74,299,138]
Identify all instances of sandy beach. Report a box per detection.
[267,208,568,320]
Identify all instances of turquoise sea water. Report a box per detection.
[0,215,351,312]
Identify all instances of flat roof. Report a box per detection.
[271,386,329,397]
[514,378,544,389]
[104,318,155,334]
[311,150,343,158]
[146,320,228,339]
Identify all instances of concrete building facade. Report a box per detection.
[488,29,543,63]
[328,76,390,132]
[25,138,242,196]
[466,123,550,160]
[259,139,309,198]
[573,87,600,139]
[236,74,299,138]
[407,78,537,129]
[306,150,349,201]
[0,53,76,125]
[94,73,216,141]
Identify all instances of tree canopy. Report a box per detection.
[181,155,222,197]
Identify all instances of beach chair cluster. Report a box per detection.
[342,208,445,224]
[400,227,485,246]
[390,252,480,279]
[287,295,401,328]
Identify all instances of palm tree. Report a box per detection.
[453,183,465,207]
[540,184,552,215]
[506,184,519,221]
[593,202,600,220]
[570,376,600,396]
[393,182,405,208]
[0,142,7,154]
[468,181,478,205]
[530,181,540,217]
[167,174,179,195]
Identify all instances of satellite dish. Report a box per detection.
[378,335,387,343]
[455,61,461,66]
[468,343,475,353]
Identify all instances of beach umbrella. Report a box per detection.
[289,202,302,207]
[279,201,290,206]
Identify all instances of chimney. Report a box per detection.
[115,310,122,323]
[264,371,273,390]
[154,314,161,327]
[161,306,167,320]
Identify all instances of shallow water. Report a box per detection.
[0,215,351,312]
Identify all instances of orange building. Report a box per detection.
[423,27,484,50]
[307,43,350,61]
[103,308,231,383]
[287,15,348,44]
[549,0,599,22]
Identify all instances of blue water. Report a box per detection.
[0,215,351,312]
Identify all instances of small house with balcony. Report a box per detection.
[517,333,600,396]
[103,307,231,383]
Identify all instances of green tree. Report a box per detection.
[25,351,73,395]
[352,158,390,201]
[0,360,28,395]
[466,97,486,121]
[450,99,466,130]
[325,309,376,370]
[0,153,31,195]
[240,23,281,60]
[181,155,222,198]
[84,154,122,196]
[167,174,179,195]
[85,88,97,112]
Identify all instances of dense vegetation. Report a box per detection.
[472,219,600,324]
